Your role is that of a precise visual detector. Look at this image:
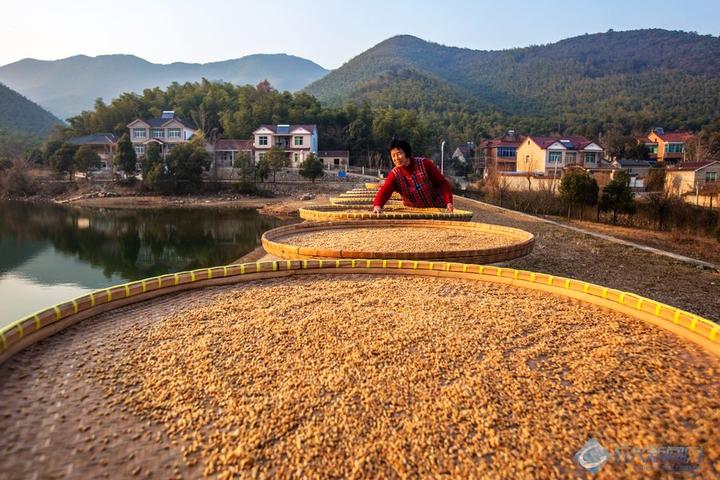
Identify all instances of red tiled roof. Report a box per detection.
[667,161,719,172]
[215,139,253,150]
[656,131,693,143]
[317,150,349,157]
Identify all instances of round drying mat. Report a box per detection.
[262,220,535,262]
[299,205,474,221]
[1,260,718,478]
[365,182,383,189]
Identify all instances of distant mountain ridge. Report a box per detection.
[0,53,329,120]
[0,82,61,137]
[305,29,720,132]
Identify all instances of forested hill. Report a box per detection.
[0,53,329,121]
[305,29,720,134]
[0,82,61,136]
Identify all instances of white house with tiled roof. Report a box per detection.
[515,136,605,175]
[252,124,318,167]
[126,111,198,159]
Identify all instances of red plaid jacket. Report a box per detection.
[373,157,452,208]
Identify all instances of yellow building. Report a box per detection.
[665,161,720,195]
[645,128,693,164]
[515,136,604,175]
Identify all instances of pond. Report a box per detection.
[0,200,290,328]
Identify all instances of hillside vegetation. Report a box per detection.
[305,29,720,136]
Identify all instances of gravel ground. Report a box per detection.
[2,274,717,478]
[280,226,517,251]
[456,197,720,323]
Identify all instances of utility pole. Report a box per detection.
[441,140,446,175]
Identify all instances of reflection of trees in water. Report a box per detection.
[0,201,287,280]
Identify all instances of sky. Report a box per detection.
[2,0,718,69]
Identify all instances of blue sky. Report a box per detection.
[2,0,718,69]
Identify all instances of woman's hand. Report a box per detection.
[446,203,454,213]
[373,205,382,214]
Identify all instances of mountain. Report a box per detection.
[0,82,62,136]
[0,54,329,121]
[305,29,720,132]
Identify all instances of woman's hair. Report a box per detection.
[388,138,412,159]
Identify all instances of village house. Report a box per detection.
[66,133,118,174]
[126,111,198,160]
[317,150,349,170]
[252,124,318,167]
[480,130,523,174]
[612,158,653,188]
[515,135,606,175]
[206,139,254,180]
[665,161,720,195]
[643,128,693,164]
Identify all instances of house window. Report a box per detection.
[132,128,147,139]
[294,153,299,163]
[548,151,562,164]
[168,128,181,139]
[151,128,164,138]
[134,145,145,156]
[665,143,683,153]
[648,144,658,154]
[497,147,515,157]
[259,136,268,146]
[294,136,304,146]
[334,158,340,165]
[705,172,718,184]
[565,152,577,164]
[584,152,598,164]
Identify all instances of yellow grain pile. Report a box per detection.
[280,226,513,251]
[88,275,720,478]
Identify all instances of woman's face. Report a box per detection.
[390,148,410,168]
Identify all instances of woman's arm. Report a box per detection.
[372,170,397,212]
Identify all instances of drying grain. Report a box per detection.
[82,274,719,478]
[280,226,515,251]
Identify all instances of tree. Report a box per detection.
[49,143,79,180]
[599,171,636,223]
[114,133,137,178]
[164,139,211,193]
[266,146,288,183]
[299,154,324,183]
[645,166,666,192]
[73,146,101,176]
[558,169,599,219]
[232,151,265,187]
[255,157,271,183]
[142,142,162,178]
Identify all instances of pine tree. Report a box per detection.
[114,133,137,177]
[299,154,324,183]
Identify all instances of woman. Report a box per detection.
[372,139,453,213]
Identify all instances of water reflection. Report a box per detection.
[0,200,289,326]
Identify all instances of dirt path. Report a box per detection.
[455,197,720,323]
